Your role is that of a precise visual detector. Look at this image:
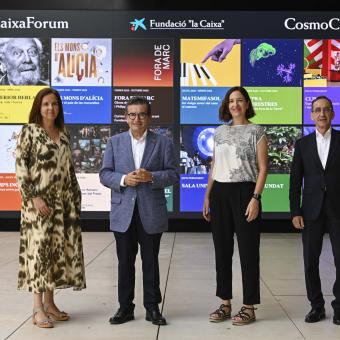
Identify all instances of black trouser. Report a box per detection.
[113,204,162,311]
[210,181,261,305]
[303,194,340,311]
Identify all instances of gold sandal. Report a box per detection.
[209,304,231,322]
[32,307,54,328]
[232,306,257,325]
[44,303,69,321]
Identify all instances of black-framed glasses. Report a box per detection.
[312,107,333,114]
[126,112,148,120]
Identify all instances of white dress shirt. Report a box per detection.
[315,127,331,169]
[120,130,147,186]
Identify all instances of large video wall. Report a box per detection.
[0,11,339,219]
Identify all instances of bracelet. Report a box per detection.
[252,193,261,201]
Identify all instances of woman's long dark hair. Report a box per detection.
[28,87,64,129]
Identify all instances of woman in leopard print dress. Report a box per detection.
[15,88,86,328]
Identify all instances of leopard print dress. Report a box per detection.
[15,123,86,293]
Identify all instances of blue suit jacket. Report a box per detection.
[99,130,179,234]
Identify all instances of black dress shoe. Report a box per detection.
[305,307,325,323]
[109,307,134,324]
[145,307,167,325]
[333,310,340,325]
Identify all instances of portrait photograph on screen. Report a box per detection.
[0,37,50,123]
[0,37,49,86]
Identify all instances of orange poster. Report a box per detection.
[0,173,21,211]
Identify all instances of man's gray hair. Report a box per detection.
[0,38,43,55]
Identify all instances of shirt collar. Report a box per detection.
[316,127,332,139]
[129,129,148,142]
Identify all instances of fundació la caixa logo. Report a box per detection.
[130,18,147,31]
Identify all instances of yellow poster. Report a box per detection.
[0,86,48,123]
[180,39,240,87]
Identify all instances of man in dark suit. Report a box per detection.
[99,97,179,326]
[290,95,340,325]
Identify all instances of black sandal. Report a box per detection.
[232,306,257,325]
[209,304,231,322]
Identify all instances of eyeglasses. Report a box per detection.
[312,107,333,114]
[126,112,148,120]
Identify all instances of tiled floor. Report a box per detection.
[1,232,340,340]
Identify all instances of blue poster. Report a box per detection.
[55,86,111,124]
[304,87,340,125]
[180,87,228,124]
[180,174,208,212]
[304,126,340,136]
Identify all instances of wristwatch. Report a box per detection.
[252,193,261,201]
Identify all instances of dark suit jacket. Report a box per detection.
[289,129,340,221]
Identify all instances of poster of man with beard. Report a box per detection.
[0,38,49,85]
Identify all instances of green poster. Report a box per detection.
[245,87,302,124]
[165,186,173,212]
[262,174,290,212]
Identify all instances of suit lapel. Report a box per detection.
[140,130,156,169]
[310,132,324,171]
[123,131,135,169]
[325,129,340,170]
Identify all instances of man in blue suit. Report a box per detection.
[99,97,179,326]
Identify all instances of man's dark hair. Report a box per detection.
[311,95,334,112]
[125,97,151,116]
